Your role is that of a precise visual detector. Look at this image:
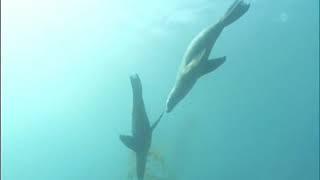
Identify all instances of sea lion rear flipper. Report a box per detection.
[130,74,142,98]
[220,0,250,27]
[200,56,226,76]
[120,135,137,152]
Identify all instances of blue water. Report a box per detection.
[2,0,319,179]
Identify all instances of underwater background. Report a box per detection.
[1,0,319,179]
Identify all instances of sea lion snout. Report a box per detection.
[165,89,179,113]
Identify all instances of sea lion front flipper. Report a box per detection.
[151,111,164,131]
[119,135,137,152]
[199,56,226,76]
[185,49,207,75]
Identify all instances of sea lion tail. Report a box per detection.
[220,0,250,27]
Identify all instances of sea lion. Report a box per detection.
[166,0,250,112]
[120,74,164,180]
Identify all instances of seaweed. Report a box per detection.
[127,148,176,180]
